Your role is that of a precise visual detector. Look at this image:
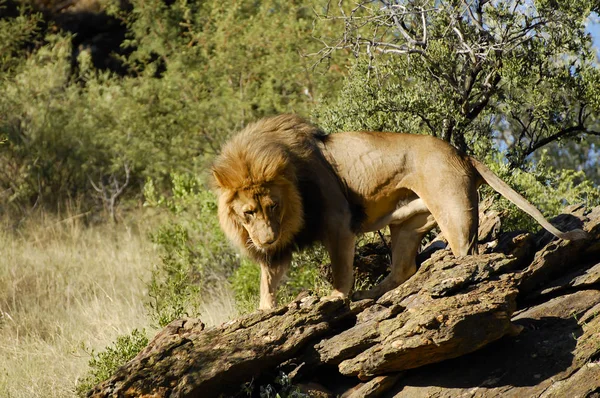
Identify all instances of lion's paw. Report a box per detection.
[321,290,347,303]
[352,288,381,301]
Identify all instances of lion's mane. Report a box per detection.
[212,114,331,263]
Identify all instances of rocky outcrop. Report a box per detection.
[89,206,600,398]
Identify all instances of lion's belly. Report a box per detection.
[321,130,433,231]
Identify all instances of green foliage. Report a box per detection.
[317,0,600,177]
[230,258,261,314]
[485,152,600,231]
[145,173,238,326]
[147,223,203,327]
[237,371,309,398]
[315,58,495,159]
[230,246,330,314]
[0,0,42,74]
[0,29,203,212]
[0,32,169,214]
[76,329,149,397]
[1,35,89,209]
[280,246,331,305]
[0,0,344,215]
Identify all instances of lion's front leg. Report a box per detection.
[259,254,291,310]
[324,229,356,301]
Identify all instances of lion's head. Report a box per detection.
[212,116,312,258]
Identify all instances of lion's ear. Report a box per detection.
[211,167,226,189]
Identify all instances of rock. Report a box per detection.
[342,374,402,398]
[538,363,600,398]
[88,299,355,397]
[519,206,600,297]
[335,278,518,378]
[513,290,600,321]
[314,254,520,378]
[387,289,600,398]
[478,197,502,243]
[88,206,600,398]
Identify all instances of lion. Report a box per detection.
[212,114,588,310]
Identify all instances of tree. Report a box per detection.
[115,0,345,164]
[314,0,600,178]
[0,0,346,214]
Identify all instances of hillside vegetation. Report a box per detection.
[1,0,600,396]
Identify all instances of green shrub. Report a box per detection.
[76,329,149,396]
[280,246,331,305]
[147,223,203,327]
[238,371,309,398]
[484,151,600,231]
[230,246,330,314]
[0,1,42,74]
[0,0,344,215]
[144,174,239,326]
[230,258,261,314]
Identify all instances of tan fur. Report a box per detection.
[213,114,589,309]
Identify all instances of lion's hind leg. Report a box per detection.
[422,189,479,257]
[354,212,436,300]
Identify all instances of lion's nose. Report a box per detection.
[259,233,276,245]
[259,231,278,246]
[264,237,277,245]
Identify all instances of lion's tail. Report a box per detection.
[469,157,589,241]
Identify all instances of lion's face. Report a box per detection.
[229,185,285,252]
[212,117,307,259]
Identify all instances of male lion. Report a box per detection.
[212,114,588,309]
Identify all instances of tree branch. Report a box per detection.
[522,126,600,159]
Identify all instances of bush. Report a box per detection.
[484,151,600,231]
[144,174,239,326]
[229,258,261,314]
[238,371,309,398]
[76,329,149,396]
[280,246,331,305]
[147,223,203,327]
[230,246,330,314]
[0,0,344,215]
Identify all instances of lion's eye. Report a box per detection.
[243,210,255,217]
[269,203,278,210]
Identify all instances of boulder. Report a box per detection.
[89,206,600,398]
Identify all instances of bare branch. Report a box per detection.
[461,0,485,32]
[453,26,477,64]
[414,111,437,137]
[523,126,600,158]
[89,177,104,194]
[88,162,131,223]
[421,6,427,44]
[380,1,422,46]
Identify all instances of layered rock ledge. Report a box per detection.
[89,206,600,398]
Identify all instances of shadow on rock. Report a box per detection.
[388,315,581,395]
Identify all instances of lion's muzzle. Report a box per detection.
[248,219,280,250]
[257,231,278,246]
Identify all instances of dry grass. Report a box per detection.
[198,275,239,327]
[0,211,156,397]
[0,207,242,397]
